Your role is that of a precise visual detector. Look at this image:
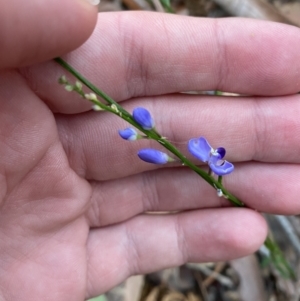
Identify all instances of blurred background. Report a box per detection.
[88,1,300,300]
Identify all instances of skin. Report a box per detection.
[0,0,300,299]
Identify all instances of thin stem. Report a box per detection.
[55,57,243,206]
[55,57,295,279]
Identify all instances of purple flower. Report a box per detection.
[133,107,155,130]
[138,149,171,164]
[119,128,139,141]
[188,137,234,176]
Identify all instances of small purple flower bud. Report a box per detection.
[138,149,170,164]
[119,128,139,141]
[133,107,155,130]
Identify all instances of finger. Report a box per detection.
[86,168,225,227]
[1,0,98,69]
[56,93,300,180]
[86,208,267,297]
[86,162,300,227]
[22,12,300,113]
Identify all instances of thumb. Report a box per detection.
[0,0,98,69]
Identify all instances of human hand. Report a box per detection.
[2,7,300,300]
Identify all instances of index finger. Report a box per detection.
[23,11,300,113]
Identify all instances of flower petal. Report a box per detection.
[209,160,234,176]
[216,147,226,159]
[118,128,138,141]
[209,152,222,165]
[188,137,212,162]
[133,107,155,130]
[138,149,169,164]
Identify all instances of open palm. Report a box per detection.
[1,4,300,300]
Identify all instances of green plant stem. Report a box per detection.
[55,57,242,206]
[265,236,296,279]
[54,57,295,279]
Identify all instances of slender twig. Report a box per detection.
[55,57,243,206]
[54,56,296,280]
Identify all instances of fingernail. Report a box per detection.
[83,0,100,5]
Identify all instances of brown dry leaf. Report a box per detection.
[144,285,189,301]
[186,292,202,301]
[187,263,234,288]
[121,0,142,10]
[144,287,160,301]
[202,262,226,288]
[161,291,187,301]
